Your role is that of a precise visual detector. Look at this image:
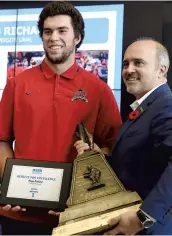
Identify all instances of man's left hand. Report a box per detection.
[48,197,70,217]
[48,210,60,216]
[104,211,144,235]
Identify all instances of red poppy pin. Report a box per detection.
[129,110,140,120]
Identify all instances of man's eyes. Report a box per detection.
[123,60,144,68]
[59,29,67,33]
[43,30,52,35]
[135,60,144,66]
[123,63,128,69]
[43,29,68,35]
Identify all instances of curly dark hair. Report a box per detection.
[37,1,85,49]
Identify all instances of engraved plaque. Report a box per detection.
[69,150,125,205]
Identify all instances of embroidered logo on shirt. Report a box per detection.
[26,92,32,95]
[71,89,88,102]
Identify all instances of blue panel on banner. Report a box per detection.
[83,18,108,44]
[0,9,17,15]
[18,8,42,15]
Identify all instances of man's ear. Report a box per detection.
[160,65,167,76]
[75,34,81,46]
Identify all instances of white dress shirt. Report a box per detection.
[130,83,166,111]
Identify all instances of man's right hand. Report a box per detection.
[74,140,101,156]
[1,204,26,212]
[0,183,26,212]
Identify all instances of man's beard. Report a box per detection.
[45,44,75,64]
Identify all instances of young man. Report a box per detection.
[0,1,121,235]
[75,38,172,235]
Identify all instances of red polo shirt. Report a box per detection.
[0,60,122,223]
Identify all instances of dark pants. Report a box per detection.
[1,216,55,235]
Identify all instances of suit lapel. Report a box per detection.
[114,102,148,145]
[112,84,171,152]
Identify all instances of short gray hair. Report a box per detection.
[134,37,170,77]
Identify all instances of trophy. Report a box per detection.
[52,123,142,235]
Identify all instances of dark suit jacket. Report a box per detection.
[110,83,172,234]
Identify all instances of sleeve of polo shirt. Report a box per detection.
[94,83,122,149]
[0,79,15,142]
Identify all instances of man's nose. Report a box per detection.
[126,63,136,73]
[49,30,60,41]
[127,63,136,74]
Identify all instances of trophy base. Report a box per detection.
[52,203,141,235]
[59,190,141,223]
[52,191,142,235]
